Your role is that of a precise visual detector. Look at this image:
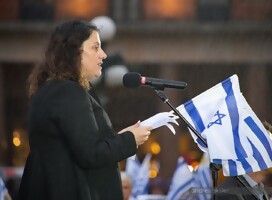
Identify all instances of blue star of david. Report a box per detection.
[207,110,226,128]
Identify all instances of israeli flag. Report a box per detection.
[0,177,7,200]
[126,156,141,185]
[166,157,195,200]
[131,154,152,198]
[193,153,212,200]
[176,74,272,176]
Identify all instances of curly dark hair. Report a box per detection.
[28,20,99,97]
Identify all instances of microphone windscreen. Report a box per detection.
[123,72,142,88]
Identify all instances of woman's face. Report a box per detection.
[81,31,107,80]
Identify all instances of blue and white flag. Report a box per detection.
[126,156,142,200]
[166,157,195,200]
[126,156,141,185]
[176,74,272,176]
[131,154,152,198]
[193,153,212,200]
[0,177,7,200]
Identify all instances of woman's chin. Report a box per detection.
[95,72,102,78]
[89,73,101,81]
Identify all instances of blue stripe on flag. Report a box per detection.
[194,176,204,200]
[247,138,268,170]
[215,159,249,176]
[222,78,248,159]
[170,178,194,200]
[184,100,206,133]
[201,170,211,190]
[184,100,207,148]
[143,183,149,195]
[227,160,238,176]
[222,79,254,175]
[228,159,254,176]
[200,169,211,200]
[239,159,253,174]
[244,116,272,160]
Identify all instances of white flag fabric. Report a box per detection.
[137,194,166,200]
[166,157,195,200]
[176,74,272,176]
[193,153,212,200]
[126,156,141,185]
[0,177,7,200]
[131,154,152,198]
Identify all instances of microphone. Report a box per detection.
[123,72,187,90]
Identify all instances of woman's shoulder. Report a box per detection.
[35,80,87,100]
[47,79,82,87]
[45,80,85,92]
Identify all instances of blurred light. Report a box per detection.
[190,161,199,170]
[55,0,108,20]
[13,137,21,147]
[149,169,158,179]
[188,165,194,173]
[150,142,161,155]
[13,130,21,146]
[144,0,196,19]
[149,160,160,179]
[13,130,20,138]
[104,65,128,87]
[91,16,116,42]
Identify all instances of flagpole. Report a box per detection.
[154,89,260,200]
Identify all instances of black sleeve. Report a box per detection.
[51,81,137,169]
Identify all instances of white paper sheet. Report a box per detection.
[140,112,179,134]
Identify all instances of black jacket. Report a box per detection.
[18,80,137,200]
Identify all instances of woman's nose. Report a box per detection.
[101,50,107,60]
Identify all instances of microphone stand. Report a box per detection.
[154,89,260,200]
